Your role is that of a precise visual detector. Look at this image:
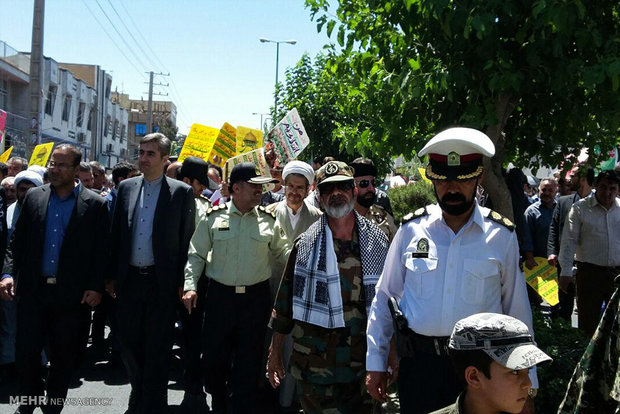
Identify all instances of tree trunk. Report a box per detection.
[482,93,517,220]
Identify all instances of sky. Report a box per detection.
[0,0,333,135]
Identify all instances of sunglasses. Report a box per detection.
[319,181,355,194]
[357,179,377,189]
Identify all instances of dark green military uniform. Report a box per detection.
[558,276,620,413]
[271,228,373,414]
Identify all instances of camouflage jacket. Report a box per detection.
[363,204,398,243]
[558,276,620,413]
[271,229,368,385]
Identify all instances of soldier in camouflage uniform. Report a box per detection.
[267,161,390,413]
[349,158,397,242]
[558,275,620,413]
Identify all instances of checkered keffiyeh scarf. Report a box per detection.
[292,211,389,329]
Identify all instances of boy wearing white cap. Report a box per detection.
[431,313,551,414]
[366,127,535,413]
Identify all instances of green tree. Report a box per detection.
[306,0,620,217]
[275,52,394,174]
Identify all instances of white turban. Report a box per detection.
[282,160,315,185]
[15,170,44,188]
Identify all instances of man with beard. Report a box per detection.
[349,158,397,242]
[267,161,390,413]
[183,162,289,414]
[547,164,593,320]
[365,128,535,414]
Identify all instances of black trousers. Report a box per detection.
[202,279,271,414]
[116,271,176,414]
[178,274,207,395]
[398,352,462,414]
[15,284,90,414]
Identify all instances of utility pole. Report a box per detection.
[28,0,45,156]
[145,71,169,134]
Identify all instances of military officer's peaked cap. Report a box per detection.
[418,127,495,181]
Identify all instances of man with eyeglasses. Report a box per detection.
[267,161,390,413]
[365,128,536,413]
[349,158,397,242]
[0,144,109,414]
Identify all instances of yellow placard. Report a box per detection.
[178,123,220,163]
[29,142,55,167]
[208,123,237,167]
[235,126,263,155]
[417,167,432,183]
[0,146,13,163]
[523,257,559,306]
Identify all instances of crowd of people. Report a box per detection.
[0,126,617,414]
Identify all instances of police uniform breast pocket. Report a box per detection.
[250,232,271,257]
[212,226,235,264]
[461,259,500,305]
[404,255,438,300]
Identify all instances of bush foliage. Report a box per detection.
[387,181,436,224]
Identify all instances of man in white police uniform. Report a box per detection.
[365,127,536,414]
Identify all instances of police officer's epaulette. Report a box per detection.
[199,194,211,203]
[258,205,277,219]
[205,203,226,216]
[401,206,429,225]
[485,210,515,232]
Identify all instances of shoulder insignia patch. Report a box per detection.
[258,205,276,219]
[401,206,429,225]
[486,210,515,232]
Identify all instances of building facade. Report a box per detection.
[0,40,128,166]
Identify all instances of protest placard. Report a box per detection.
[235,126,263,155]
[224,148,270,182]
[266,108,309,164]
[178,123,220,162]
[29,142,55,167]
[208,123,237,167]
[523,257,559,306]
[0,147,12,163]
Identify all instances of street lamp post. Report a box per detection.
[259,38,296,116]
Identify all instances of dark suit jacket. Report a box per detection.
[547,193,580,257]
[3,184,110,305]
[109,175,195,297]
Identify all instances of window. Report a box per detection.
[112,120,119,140]
[120,124,126,142]
[44,86,57,116]
[0,79,7,110]
[61,95,72,122]
[86,110,93,131]
[104,116,110,136]
[135,123,146,136]
[76,102,86,127]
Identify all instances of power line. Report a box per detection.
[80,0,146,80]
[94,0,149,72]
[106,0,160,71]
[113,0,194,125]
[116,0,169,71]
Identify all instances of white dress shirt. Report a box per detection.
[558,195,620,276]
[366,202,536,385]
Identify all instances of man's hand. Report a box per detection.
[547,254,558,267]
[105,280,116,298]
[525,257,538,270]
[267,332,286,388]
[366,371,388,402]
[81,290,102,307]
[182,290,197,314]
[0,277,14,301]
[559,276,574,293]
[266,347,285,388]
